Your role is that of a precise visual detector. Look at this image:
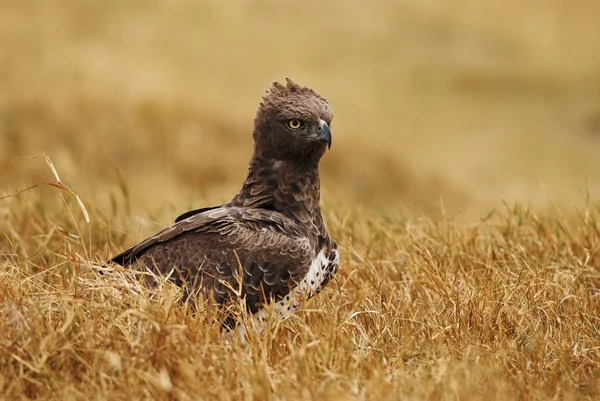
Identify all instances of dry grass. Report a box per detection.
[2,192,600,400]
[2,0,600,399]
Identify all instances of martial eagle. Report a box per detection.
[110,78,339,334]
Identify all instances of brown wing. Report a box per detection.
[110,207,313,313]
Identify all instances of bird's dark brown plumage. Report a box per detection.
[110,78,338,319]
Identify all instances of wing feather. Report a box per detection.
[174,205,222,223]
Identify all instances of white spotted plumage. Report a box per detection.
[231,247,339,342]
[275,247,339,316]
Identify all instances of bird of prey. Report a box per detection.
[110,78,339,332]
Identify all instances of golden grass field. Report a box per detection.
[2,1,600,399]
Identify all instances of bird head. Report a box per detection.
[253,77,333,163]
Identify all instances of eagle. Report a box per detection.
[110,78,339,333]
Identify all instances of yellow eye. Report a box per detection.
[287,119,302,129]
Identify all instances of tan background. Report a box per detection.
[2,0,600,223]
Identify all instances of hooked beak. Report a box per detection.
[317,119,332,149]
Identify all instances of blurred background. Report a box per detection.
[1,0,600,224]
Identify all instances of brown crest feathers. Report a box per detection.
[262,77,328,104]
[256,77,333,126]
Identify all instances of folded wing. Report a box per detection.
[110,207,313,313]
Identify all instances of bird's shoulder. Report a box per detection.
[110,205,310,266]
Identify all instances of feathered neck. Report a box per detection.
[229,151,323,227]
